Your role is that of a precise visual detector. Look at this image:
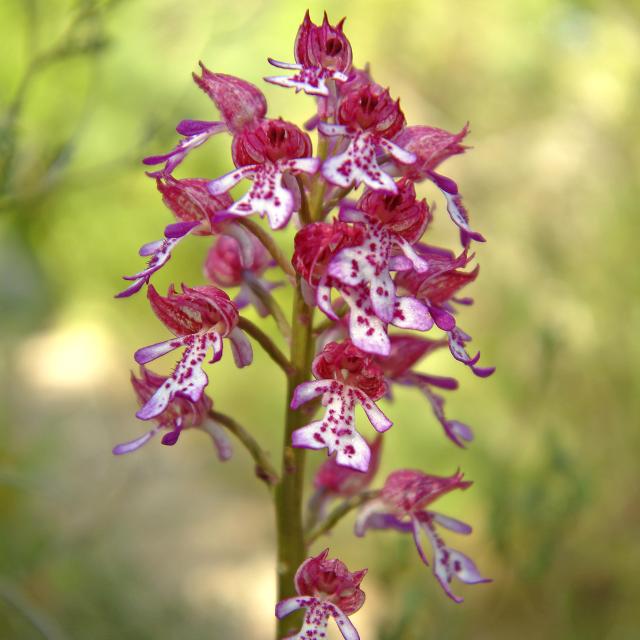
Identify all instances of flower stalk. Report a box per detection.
[275,282,315,637]
[207,410,279,488]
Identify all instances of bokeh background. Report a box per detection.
[1,0,639,638]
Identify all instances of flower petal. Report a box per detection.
[292,382,375,472]
[329,603,361,640]
[112,427,158,455]
[378,137,417,165]
[203,421,233,461]
[228,327,253,368]
[321,131,398,193]
[430,512,473,535]
[356,392,393,432]
[116,222,199,299]
[392,296,433,331]
[340,284,390,356]
[437,185,485,245]
[208,165,256,196]
[290,380,331,408]
[134,335,190,365]
[136,332,221,420]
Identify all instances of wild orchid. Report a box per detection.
[114,10,493,638]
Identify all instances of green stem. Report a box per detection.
[238,316,295,376]
[309,135,328,222]
[244,273,292,339]
[236,217,295,278]
[207,410,279,487]
[295,175,312,226]
[322,185,354,217]
[305,490,380,546]
[274,280,314,639]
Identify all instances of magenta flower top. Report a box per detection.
[266,11,352,97]
[276,549,365,640]
[192,65,267,135]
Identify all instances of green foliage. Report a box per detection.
[1,0,639,638]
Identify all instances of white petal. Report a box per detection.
[208,165,256,195]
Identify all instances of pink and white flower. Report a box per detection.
[133,285,252,420]
[320,83,415,193]
[266,11,353,97]
[276,549,365,640]
[112,366,231,460]
[356,469,490,602]
[291,340,392,472]
[208,118,320,230]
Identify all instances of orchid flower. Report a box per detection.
[133,285,251,420]
[356,469,491,602]
[276,549,365,640]
[266,11,352,97]
[112,366,232,460]
[291,340,392,472]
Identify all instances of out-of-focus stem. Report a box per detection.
[275,279,315,638]
[236,217,295,278]
[245,273,291,339]
[295,175,312,226]
[305,490,380,545]
[238,317,296,376]
[208,410,279,488]
[313,300,348,335]
[309,135,328,222]
[322,185,354,216]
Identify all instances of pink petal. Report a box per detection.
[265,66,348,97]
[226,164,294,230]
[134,336,189,365]
[267,58,303,70]
[112,427,158,455]
[396,237,429,273]
[378,137,417,165]
[318,122,349,137]
[392,296,433,331]
[116,222,198,298]
[204,421,233,461]
[448,549,492,585]
[292,384,373,472]
[291,421,327,449]
[228,327,253,368]
[439,188,486,245]
[316,278,339,320]
[275,596,306,620]
[430,512,473,535]
[329,603,361,640]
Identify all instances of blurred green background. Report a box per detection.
[1,0,639,638]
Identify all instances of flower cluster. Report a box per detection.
[114,10,494,638]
